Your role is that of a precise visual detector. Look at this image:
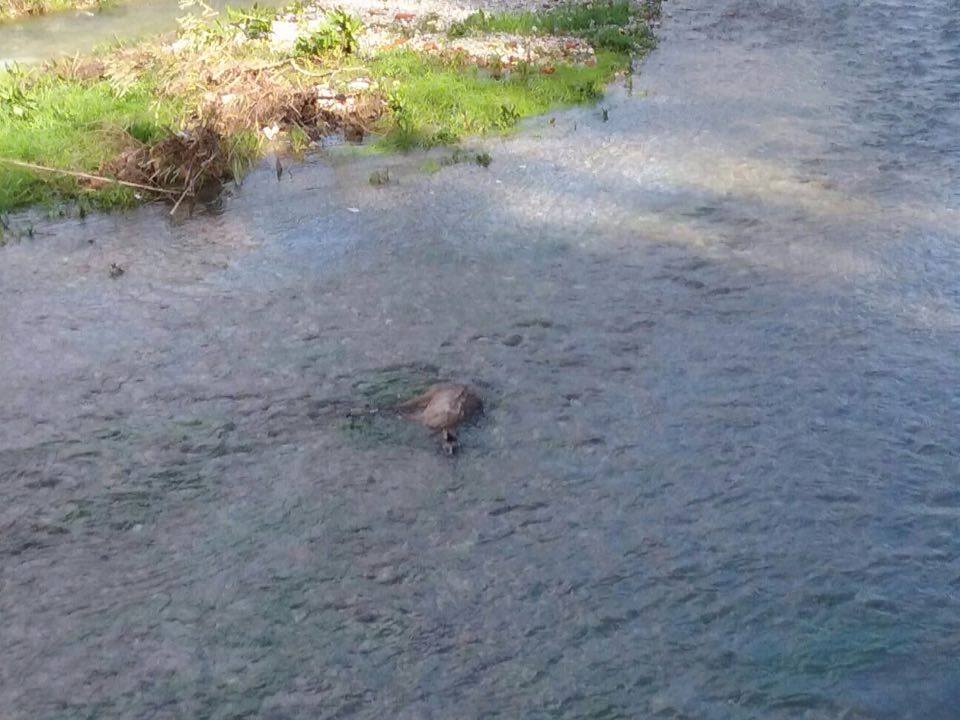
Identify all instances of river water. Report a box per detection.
[2,0,959,717]
[0,0,258,65]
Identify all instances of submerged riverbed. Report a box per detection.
[2,0,959,718]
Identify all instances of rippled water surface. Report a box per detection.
[2,0,960,717]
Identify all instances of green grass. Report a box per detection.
[0,71,182,211]
[0,1,655,214]
[371,50,627,150]
[448,1,657,54]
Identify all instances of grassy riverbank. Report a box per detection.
[0,0,112,22]
[0,0,658,213]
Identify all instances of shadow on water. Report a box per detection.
[1,0,960,718]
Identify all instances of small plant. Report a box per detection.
[0,66,38,119]
[295,9,363,56]
[176,0,232,47]
[497,103,520,128]
[416,12,442,34]
[485,54,504,79]
[368,168,390,186]
[475,151,491,167]
[226,130,262,181]
[448,10,485,38]
[328,8,363,55]
[288,125,311,155]
[295,26,340,56]
[386,89,411,132]
[226,4,274,39]
[0,82,36,119]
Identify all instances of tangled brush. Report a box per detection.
[102,126,229,209]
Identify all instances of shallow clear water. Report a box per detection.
[2,0,959,718]
[0,0,258,65]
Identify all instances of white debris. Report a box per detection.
[269,20,300,51]
[347,78,372,91]
[168,37,192,54]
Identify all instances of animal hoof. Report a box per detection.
[441,429,459,455]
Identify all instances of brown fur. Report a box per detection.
[397,383,482,431]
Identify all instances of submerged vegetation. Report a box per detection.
[0,0,659,213]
